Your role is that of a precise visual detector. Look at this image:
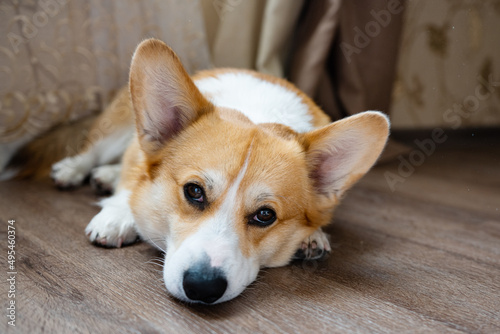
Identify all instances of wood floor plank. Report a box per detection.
[1,143,499,333]
[336,187,500,267]
[362,148,500,217]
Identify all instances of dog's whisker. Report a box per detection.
[142,233,167,253]
[145,259,165,267]
[149,256,166,263]
[149,267,164,272]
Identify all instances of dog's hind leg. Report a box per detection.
[90,163,122,195]
[51,88,133,189]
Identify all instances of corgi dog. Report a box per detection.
[50,39,389,304]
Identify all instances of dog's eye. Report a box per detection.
[249,208,276,227]
[184,183,205,208]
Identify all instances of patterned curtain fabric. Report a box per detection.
[0,0,211,171]
[1,0,497,171]
[391,0,500,129]
[287,0,499,158]
[0,0,303,171]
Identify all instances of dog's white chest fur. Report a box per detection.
[195,72,315,133]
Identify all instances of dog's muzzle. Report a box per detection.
[182,259,228,304]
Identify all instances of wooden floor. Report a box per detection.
[1,135,499,333]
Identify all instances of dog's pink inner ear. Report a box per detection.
[308,141,355,196]
[129,38,212,154]
[305,111,390,199]
[140,86,188,143]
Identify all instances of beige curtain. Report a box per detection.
[391,0,500,129]
[202,0,303,76]
[0,0,303,171]
[2,0,498,172]
[0,0,211,171]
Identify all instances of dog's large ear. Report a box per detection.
[129,38,213,155]
[302,111,390,205]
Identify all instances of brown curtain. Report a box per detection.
[289,0,410,159]
[290,0,405,118]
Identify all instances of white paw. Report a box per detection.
[293,229,331,260]
[90,164,121,195]
[85,191,138,247]
[51,156,90,189]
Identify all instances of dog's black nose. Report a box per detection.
[182,265,227,304]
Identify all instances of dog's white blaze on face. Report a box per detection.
[163,146,260,303]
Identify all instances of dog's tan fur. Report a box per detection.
[118,40,389,268]
[16,39,389,303]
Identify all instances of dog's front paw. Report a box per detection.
[293,229,331,261]
[90,165,121,195]
[85,203,138,248]
[51,156,88,189]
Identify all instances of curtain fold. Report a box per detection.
[289,0,342,102]
[289,0,405,120]
[1,0,415,170]
[255,0,304,76]
[288,0,410,161]
[202,0,304,76]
